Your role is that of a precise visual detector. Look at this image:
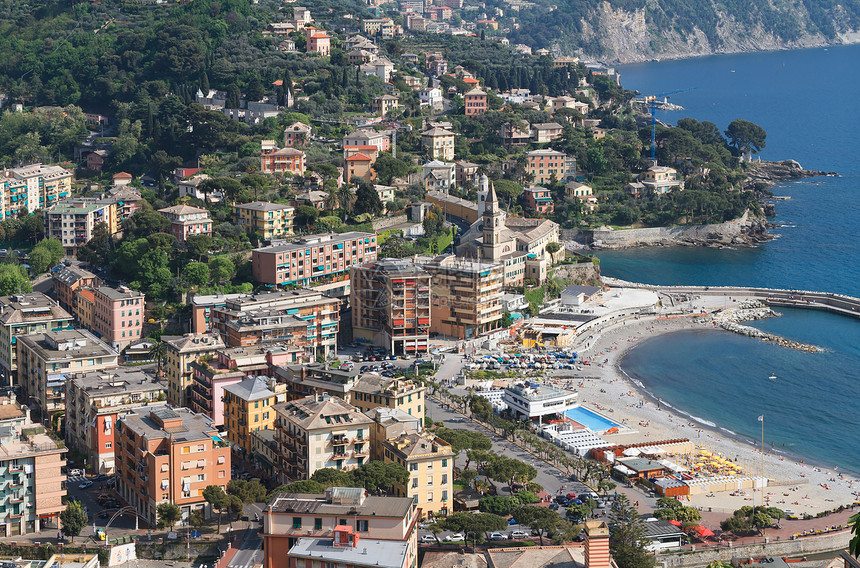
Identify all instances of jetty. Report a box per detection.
[603,280,860,320]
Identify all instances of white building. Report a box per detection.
[419,87,444,111]
[473,388,507,411]
[503,382,577,421]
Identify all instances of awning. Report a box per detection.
[694,525,715,537]
[668,520,682,527]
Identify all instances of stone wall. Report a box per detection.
[658,531,850,568]
[373,214,408,231]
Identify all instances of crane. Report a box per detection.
[638,88,695,164]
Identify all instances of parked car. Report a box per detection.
[79,480,93,489]
[443,533,465,542]
[489,532,508,541]
[509,530,529,539]
[548,503,559,511]
[421,535,437,543]
[507,518,518,525]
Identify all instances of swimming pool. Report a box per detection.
[564,406,621,433]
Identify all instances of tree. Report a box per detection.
[484,455,537,491]
[189,510,206,529]
[227,494,244,527]
[0,265,32,296]
[310,468,357,488]
[156,502,181,529]
[500,311,513,327]
[515,505,562,545]
[295,205,319,230]
[423,206,445,239]
[148,340,167,375]
[60,500,88,542]
[353,181,384,217]
[269,480,325,497]
[353,461,409,494]
[609,495,654,568]
[469,395,493,420]
[374,153,411,184]
[125,210,170,239]
[440,512,507,541]
[227,479,267,503]
[186,235,215,261]
[184,262,210,287]
[203,485,229,533]
[725,119,766,158]
[459,469,478,488]
[434,428,492,458]
[208,256,235,283]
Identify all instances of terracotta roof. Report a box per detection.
[113,172,132,179]
[345,153,372,162]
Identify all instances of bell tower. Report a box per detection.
[482,181,505,262]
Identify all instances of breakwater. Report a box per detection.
[712,302,822,352]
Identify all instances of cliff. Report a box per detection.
[516,0,860,63]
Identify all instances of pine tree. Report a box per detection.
[201,72,210,94]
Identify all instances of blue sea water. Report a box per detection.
[602,45,860,472]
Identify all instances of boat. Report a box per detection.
[769,373,777,380]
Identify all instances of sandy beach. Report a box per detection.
[558,298,860,516]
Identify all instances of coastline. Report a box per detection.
[563,307,860,515]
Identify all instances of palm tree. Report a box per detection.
[324,188,339,211]
[336,185,354,222]
[148,339,167,376]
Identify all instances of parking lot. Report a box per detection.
[65,472,140,537]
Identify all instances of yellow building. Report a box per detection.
[162,333,226,408]
[380,431,454,518]
[350,376,426,421]
[233,201,295,240]
[222,376,287,457]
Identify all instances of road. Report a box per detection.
[227,525,263,568]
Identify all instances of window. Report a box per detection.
[427,491,434,502]
[197,474,205,481]
[105,442,112,449]
[427,475,433,486]
[442,490,448,501]
[412,478,418,488]
[356,520,369,532]
[409,463,418,471]
[442,474,448,484]
[293,517,302,529]
[441,459,447,468]
[315,518,323,530]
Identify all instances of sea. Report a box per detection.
[601,44,860,474]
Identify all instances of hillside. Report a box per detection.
[503,0,860,63]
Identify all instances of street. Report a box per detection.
[227,525,263,568]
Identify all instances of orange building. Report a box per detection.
[52,266,99,312]
[464,87,487,116]
[115,406,231,525]
[345,153,375,183]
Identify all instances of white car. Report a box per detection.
[444,533,465,542]
[78,480,93,489]
[421,535,437,543]
[509,530,529,539]
[489,532,508,541]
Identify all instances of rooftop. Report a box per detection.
[562,285,601,297]
[223,377,280,402]
[53,266,98,287]
[505,382,576,402]
[268,488,414,519]
[486,546,585,568]
[274,394,373,431]
[95,285,144,301]
[255,232,375,255]
[119,405,221,443]
[162,333,225,353]
[235,201,294,212]
[68,367,164,399]
[17,329,117,361]
[289,537,408,568]
[384,431,453,459]
[158,204,209,216]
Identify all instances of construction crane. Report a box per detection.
[638,88,695,164]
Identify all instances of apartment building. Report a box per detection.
[65,367,166,475]
[351,260,431,355]
[273,394,373,482]
[189,361,244,427]
[91,285,145,351]
[0,397,67,537]
[342,129,390,153]
[639,165,683,194]
[262,487,419,568]
[233,201,295,240]
[260,145,307,175]
[115,406,231,525]
[0,163,73,219]
[251,232,378,287]
[274,364,357,402]
[362,17,398,38]
[525,149,576,184]
[18,329,118,428]
[222,377,287,458]
[464,88,487,116]
[421,127,455,161]
[45,198,120,256]
[52,266,99,312]
[420,255,503,339]
[158,205,213,242]
[345,153,375,183]
[283,122,312,147]
[350,376,426,421]
[367,408,421,458]
[531,122,564,143]
[0,293,74,387]
[380,431,454,517]
[523,186,554,214]
[371,95,400,117]
[162,333,226,407]
[205,290,340,358]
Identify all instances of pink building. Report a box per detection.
[464,87,487,116]
[158,204,213,242]
[189,358,244,427]
[523,186,554,214]
[307,31,331,56]
[92,285,145,351]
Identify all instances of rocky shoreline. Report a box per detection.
[744,159,838,191]
[711,300,822,353]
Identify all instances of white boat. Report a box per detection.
[768,373,777,380]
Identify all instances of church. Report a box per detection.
[456,176,560,287]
